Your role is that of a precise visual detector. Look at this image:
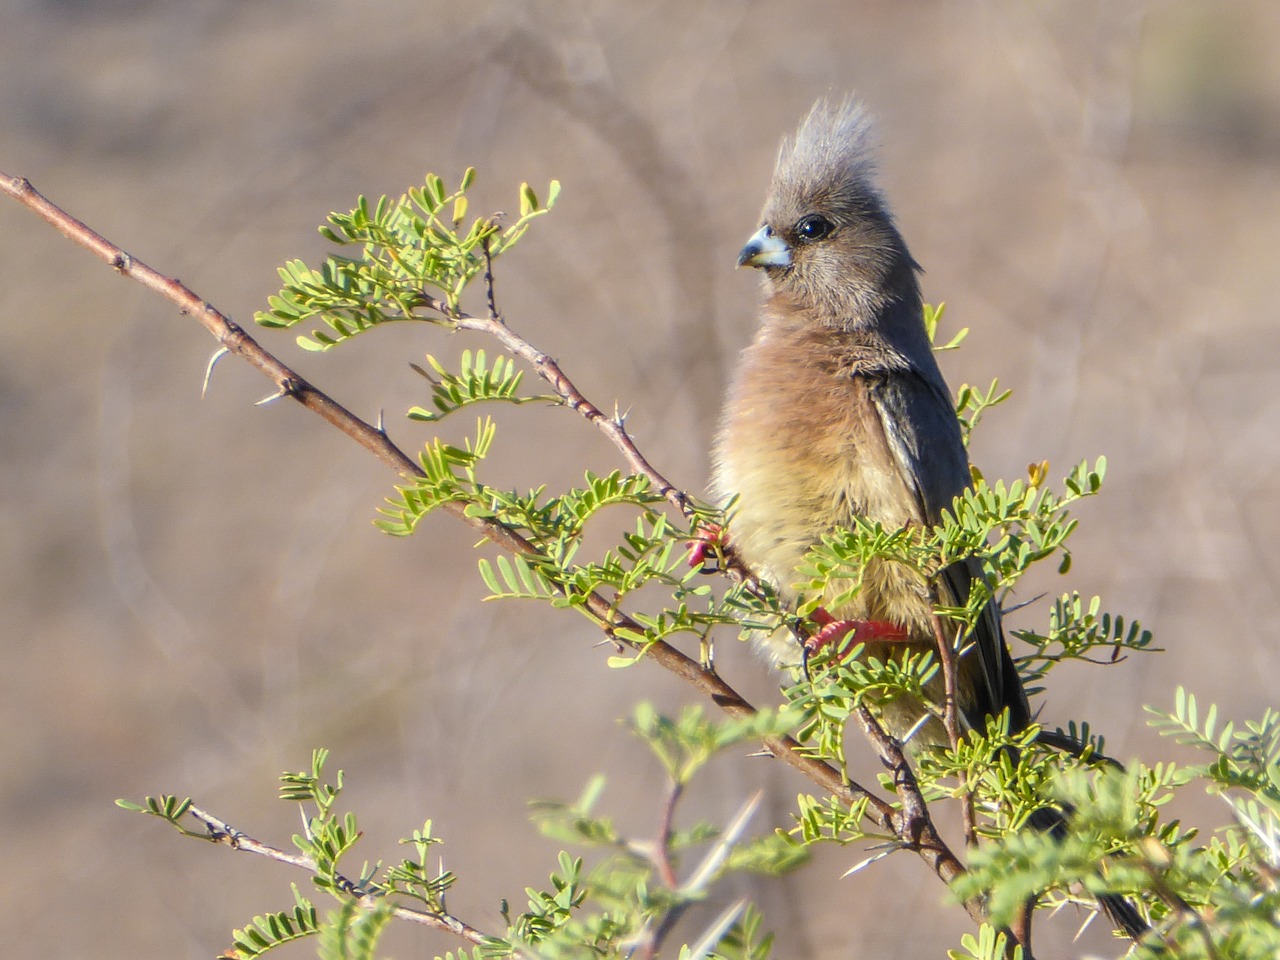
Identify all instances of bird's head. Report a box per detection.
[738,98,918,326]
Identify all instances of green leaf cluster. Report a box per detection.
[228,887,321,957]
[951,690,1280,958]
[375,416,497,534]
[1014,592,1157,693]
[520,704,805,958]
[786,643,940,777]
[791,458,1112,646]
[121,707,801,959]
[408,349,554,423]
[947,924,1024,960]
[255,169,559,348]
[249,168,780,674]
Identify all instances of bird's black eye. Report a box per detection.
[794,214,834,243]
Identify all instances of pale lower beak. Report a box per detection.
[737,226,791,268]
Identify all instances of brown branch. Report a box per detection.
[846,703,1016,942]
[654,780,682,890]
[438,298,695,516]
[422,293,762,588]
[0,171,981,923]
[186,805,499,948]
[929,613,964,754]
[850,705,928,850]
[631,778,684,960]
[930,611,978,849]
[481,235,500,322]
[1138,853,1217,960]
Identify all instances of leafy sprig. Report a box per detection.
[122,704,801,959]
[949,690,1280,959]
[127,161,1173,958]
[256,170,559,348]
[408,349,556,423]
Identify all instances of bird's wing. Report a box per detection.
[866,370,1030,731]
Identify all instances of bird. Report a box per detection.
[712,96,1028,746]
[712,96,1148,943]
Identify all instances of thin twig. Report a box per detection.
[654,780,682,890]
[186,806,500,948]
[642,791,763,960]
[438,300,693,511]
[0,171,983,924]
[851,706,928,847]
[481,235,500,322]
[928,612,964,756]
[628,782,682,960]
[420,293,766,588]
[929,611,977,849]
[1141,857,1218,960]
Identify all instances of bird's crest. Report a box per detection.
[772,97,883,205]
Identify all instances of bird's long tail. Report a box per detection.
[1023,805,1150,942]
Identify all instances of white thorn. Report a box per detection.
[842,847,896,878]
[684,899,748,960]
[202,347,230,398]
[680,792,762,895]
[901,713,931,745]
[1072,903,1099,941]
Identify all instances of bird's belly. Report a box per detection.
[713,337,943,705]
[720,428,923,604]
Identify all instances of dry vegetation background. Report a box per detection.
[3,1,1279,957]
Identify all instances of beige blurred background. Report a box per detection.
[3,1,1279,957]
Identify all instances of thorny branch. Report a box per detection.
[185,806,502,950]
[0,173,990,932]
[429,294,699,520]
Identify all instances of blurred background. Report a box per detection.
[3,1,1279,957]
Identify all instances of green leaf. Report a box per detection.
[228,887,320,958]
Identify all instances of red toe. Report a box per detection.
[805,610,908,658]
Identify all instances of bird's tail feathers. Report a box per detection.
[1024,805,1151,943]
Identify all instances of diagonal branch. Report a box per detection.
[0,171,980,923]
[185,805,501,948]
[852,706,929,847]
[423,291,766,587]
[436,297,695,517]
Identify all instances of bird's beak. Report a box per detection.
[737,226,791,269]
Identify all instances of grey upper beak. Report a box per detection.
[737,225,792,268]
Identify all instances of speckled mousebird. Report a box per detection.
[713,96,1028,745]
[712,97,1148,942]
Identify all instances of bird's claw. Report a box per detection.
[804,608,909,659]
[686,522,726,572]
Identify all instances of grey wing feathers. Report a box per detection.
[869,370,969,519]
[869,372,1031,732]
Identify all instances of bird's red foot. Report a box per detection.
[805,608,909,659]
[687,522,726,572]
